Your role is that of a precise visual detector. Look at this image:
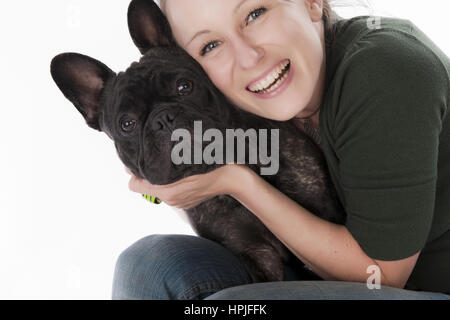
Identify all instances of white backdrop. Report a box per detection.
[1,0,449,299]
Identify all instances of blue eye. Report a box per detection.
[246,7,266,25]
[198,7,267,57]
[200,40,221,56]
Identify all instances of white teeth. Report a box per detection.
[262,72,287,93]
[248,60,290,93]
[265,75,276,88]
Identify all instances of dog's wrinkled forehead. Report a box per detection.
[119,46,210,98]
[142,47,209,81]
[108,49,186,97]
[99,46,217,135]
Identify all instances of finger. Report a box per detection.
[173,195,204,209]
[128,175,155,194]
[151,174,200,189]
[128,176,139,192]
[177,200,200,210]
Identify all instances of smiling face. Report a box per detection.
[163,0,327,121]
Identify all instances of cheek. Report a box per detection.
[254,7,318,51]
[269,18,323,74]
[202,59,235,96]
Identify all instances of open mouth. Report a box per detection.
[247,60,291,94]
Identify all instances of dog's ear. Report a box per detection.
[128,0,175,54]
[50,53,115,131]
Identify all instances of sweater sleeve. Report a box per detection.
[333,29,448,261]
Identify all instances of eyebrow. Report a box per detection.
[233,0,251,14]
[185,30,210,47]
[185,0,251,47]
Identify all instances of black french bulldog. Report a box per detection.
[50,0,345,282]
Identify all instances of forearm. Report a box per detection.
[228,167,390,285]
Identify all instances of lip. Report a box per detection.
[246,61,293,99]
[246,59,290,90]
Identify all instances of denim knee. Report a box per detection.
[205,281,450,300]
[111,234,252,300]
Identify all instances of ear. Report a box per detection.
[128,0,175,54]
[50,53,115,131]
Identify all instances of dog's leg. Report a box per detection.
[225,242,285,283]
[189,201,287,283]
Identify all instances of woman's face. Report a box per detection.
[164,0,326,121]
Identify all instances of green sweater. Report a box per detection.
[319,16,450,293]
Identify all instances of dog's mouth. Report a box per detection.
[144,163,200,185]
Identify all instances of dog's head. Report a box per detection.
[50,0,232,184]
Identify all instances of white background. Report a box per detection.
[1,0,449,299]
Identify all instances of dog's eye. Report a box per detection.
[121,118,137,133]
[176,79,193,96]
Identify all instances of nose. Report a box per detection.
[151,109,176,131]
[232,35,264,70]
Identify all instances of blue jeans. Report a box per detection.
[111,234,450,300]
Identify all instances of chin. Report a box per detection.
[261,96,309,122]
[239,94,307,121]
[261,102,306,122]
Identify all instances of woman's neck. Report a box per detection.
[292,108,322,148]
[294,107,320,129]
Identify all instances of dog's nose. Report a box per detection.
[151,109,176,131]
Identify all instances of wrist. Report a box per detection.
[221,164,255,198]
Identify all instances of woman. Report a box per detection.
[112,0,450,299]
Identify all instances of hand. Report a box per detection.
[125,163,247,210]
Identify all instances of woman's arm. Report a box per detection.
[228,164,420,289]
[126,163,419,288]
